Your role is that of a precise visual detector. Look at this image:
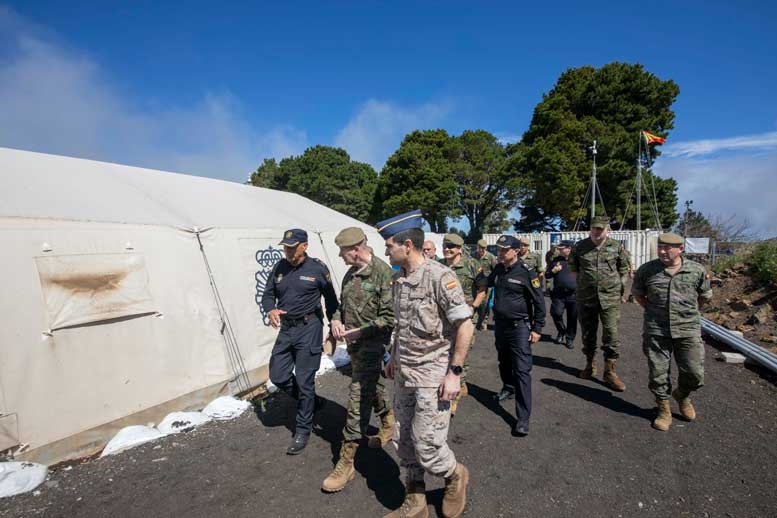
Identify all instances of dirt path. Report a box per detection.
[2,302,776,518]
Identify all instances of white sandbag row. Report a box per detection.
[0,462,48,499]
[100,396,251,457]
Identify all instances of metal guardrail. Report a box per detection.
[701,318,777,374]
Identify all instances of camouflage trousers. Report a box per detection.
[393,374,457,482]
[343,341,389,442]
[578,300,621,360]
[643,334,705,400]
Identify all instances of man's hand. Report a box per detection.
[529,331,541,344]
[438,372,461,401]
[330,319,346,340]
[268,309,287,329]
[383,358,395,380]
[552,263,562,273]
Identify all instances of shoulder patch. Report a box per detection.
[446,280,458,289]
[531,278,540,288]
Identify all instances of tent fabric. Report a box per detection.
[0,147,386,465]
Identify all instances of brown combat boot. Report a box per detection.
[672,389,696,421]
[368,410,396,449]
[321,441,358,492]
[442,463,469,518]
[652,399,672,431]
[384,480,428,518]
[603,359,626,392]
[579,353,597,379]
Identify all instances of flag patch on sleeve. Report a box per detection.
[446,280,457,289]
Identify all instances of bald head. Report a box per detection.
[422,240,437,259]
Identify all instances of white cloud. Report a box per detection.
[495,133,521,146]
[654,152,777,239]
[663,131,777,158]
[0,8,307,183]
[334,99,453,170]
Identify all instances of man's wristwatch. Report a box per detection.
[449,364,463,376]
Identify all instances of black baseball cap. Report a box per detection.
[496,235,520,249]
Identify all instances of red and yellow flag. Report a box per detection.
[642,130,666,145]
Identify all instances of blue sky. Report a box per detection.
[1,2,776,236]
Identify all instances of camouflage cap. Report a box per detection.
[477,239,488,248]
[591,216,610,229]
[334,227,366,247]
[518,236,531,246]
[443,233,464,247]
[658,232,684,246]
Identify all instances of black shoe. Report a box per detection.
[494,389,515,402]
[565,337,574,350]
[555,333,565,344]
[513,421,530,436]
[286,433,309,455]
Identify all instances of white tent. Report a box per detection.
[0,147,385,465]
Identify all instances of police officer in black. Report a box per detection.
[475,234,545,436]
[545,239,577,350]
[262,229,339,454]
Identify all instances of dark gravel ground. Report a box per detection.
[2,302,777,518]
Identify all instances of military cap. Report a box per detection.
[443,233,464,247]
[559,239,575,247]
[477,239,488,248]
[279,228,308,246]
[376,209,424,239]
[496,235,520,249]
[334,227,366,247]
[590,216,610,229]
[658,232,684,246]
[517,236,531,246]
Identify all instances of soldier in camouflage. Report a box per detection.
[322,227,396,493]
[517,236,543,273]
[439,233,483,415]
[379,210,473,518]
[632,232,712,432]
[569,216,631,391]
[475,239,497,330]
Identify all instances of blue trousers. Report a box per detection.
[494,319,532,423]
[269,317,323,435]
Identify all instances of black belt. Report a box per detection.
[494,316,528,328]
[281,310,321,327]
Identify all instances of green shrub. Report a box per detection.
[711,253,746,275]
[748,241,777,286]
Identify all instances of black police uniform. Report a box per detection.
[545,255,577,345]
[483,259,545,428]
[261,254,338,437]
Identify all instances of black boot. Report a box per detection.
[286,433,309,455]
[555,333,565,344]
[564,336,574,350]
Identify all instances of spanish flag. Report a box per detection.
[642,130,666,145]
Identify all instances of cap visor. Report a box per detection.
[279,240,300,246]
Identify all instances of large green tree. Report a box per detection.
[511,62,680,231]
[448,130,521,240]
[249,146,377,222]
[374,129,459,232]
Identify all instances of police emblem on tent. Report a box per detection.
[255,246,283,326]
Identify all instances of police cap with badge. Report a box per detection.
[279,228,308,246]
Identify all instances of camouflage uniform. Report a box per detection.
[331,255,394,441]
[631,258,712,400]
[476,250,498,327]
[569,237,631,360]
[391,259,472,482]
[518,251,543,274]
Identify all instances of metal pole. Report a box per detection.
[636,132,641,231]
[590,140,597,221]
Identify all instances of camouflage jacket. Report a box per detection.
[391,259,472,388]
[478,251,498,278]
[631,258,712,338]
[569,237,631,307]
[331,255,394,344]
[518,252,543,275]
[438,255,482,305]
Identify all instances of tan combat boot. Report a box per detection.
[652,399,672,431]
[672,389,696,421]
[442,463,469,518]
[603,359,626,392]
[368,410,396,449]
[384,480,428,518]
[321,441,358,493]
[578,353,597,379]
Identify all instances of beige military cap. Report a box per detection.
[443,233,464,247]
[658,232,684,246]
[334,227,366,247]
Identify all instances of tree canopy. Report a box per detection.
[510,62,680,231]
[249,146,378,222]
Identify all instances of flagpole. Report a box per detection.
[636,131,642,231]
[590,140,597,222]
